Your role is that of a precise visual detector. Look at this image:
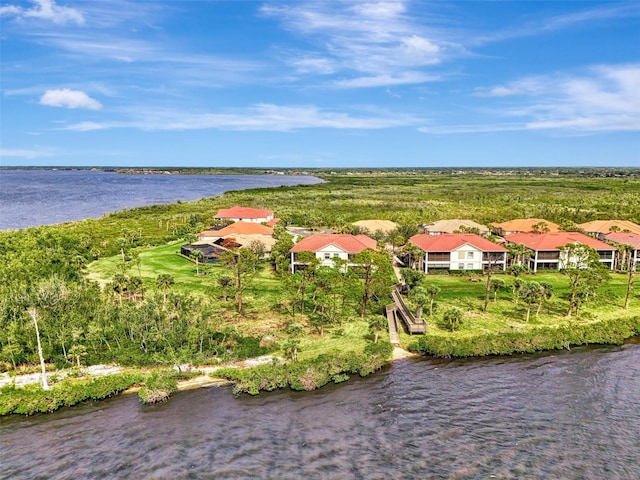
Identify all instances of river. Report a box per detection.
[0,169,322,230]
[2,342,638,479]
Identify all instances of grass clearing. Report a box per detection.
[398,271,638,351]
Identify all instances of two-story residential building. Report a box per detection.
[408,233,507,273]
[213,206,277,225]
[289,233,377,273]
[504,232,615,272]
[605,232,640,270]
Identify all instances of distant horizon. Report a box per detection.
[2,165,640,171]
[2,1,639,168]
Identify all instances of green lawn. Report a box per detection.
[297,320,375,361]
[86,241,217,295]
[399,271,638,347]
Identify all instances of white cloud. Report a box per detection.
[418,123,523,135]
[520,65,640,132]
[0,0,84,25]
[427,64,640,134]
[62,121,106,131]
[40,89,103,110]
[473,3,640,46]
[474,86,522,97]
[0,147,55,159]
[352,2,406,19]
[62,103,422,132]
[333,72,438,88]
[473,78,546,97]
[290,56,337,75]
[262,0,451,87]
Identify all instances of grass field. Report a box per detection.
[88,240,638,358]
[86,241,217,295]
[398,271,638,348]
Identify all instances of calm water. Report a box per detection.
[0,169,322,230]
[2,343,639,479]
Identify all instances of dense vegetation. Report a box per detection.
[0,372,142,415]
[1,168,639,410]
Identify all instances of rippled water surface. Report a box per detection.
[0,169,322,230]
[2,343,639,479]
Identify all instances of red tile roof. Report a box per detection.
[504,232,615,251]
[214,206,273,219]
[492,218,561,233]
[409,233,507,252]
[290,234,377,253]
[605,232,640,249]
[215,221,274,236]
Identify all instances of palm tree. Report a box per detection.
[537,282,553,315]
[491,278,506,302]
[156,274,175,303]
[512,278,524,305]
[190,249,204,276]
[443,307,463,331]
[521,281,544,322]
[112,274,128,304]
[115,237,128,265]
[368,315,387,343]
[532,221,550,233]
[409,286,430,319]
[507,243,533,268]
[624,262,636,310]
[426,285,441,316]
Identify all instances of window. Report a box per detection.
[333,253,340,257]
[458,263,465,270]
[458,251,465,260]
[324,253,331,260]
[467,263,474,270]
[467,251,474,259]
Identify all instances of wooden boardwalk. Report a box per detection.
[385,304,400,345]
[390,285,427,335]
[388,258,426,340]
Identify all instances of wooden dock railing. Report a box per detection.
[390,285,427,334]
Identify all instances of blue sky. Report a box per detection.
[1,0,639,168]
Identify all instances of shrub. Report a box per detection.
[138,371,179,404]
[0,373,143,416]
[443,307,464,331]
[409,316,640,358]
[215,343,394,395]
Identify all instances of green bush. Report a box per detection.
[215,343,394,395]
[138,370,179,404]
[0,372,143,416]
[409,316,640,358]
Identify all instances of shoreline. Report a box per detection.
[2,338,638,415]
[1,347,419,397]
